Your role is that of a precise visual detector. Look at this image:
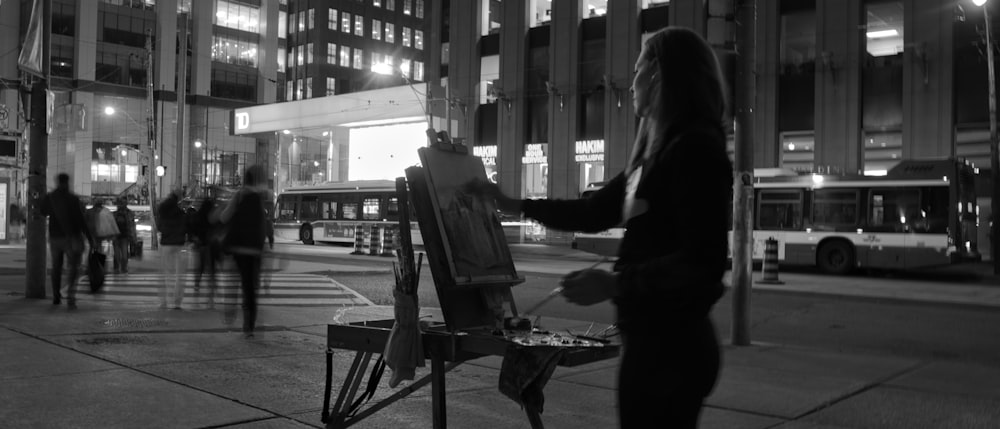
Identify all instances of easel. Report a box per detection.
[321,133,618,429]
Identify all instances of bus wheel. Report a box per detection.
[300,225,315,245]
[817,240,854,275]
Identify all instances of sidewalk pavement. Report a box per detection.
[2,244,1000,428]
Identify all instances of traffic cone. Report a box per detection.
[350,225,366,255]
[757,237,783,284]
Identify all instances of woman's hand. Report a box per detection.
[462,178,522,214]
[559,269,618,306]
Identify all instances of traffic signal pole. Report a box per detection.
[146,29,159,250]
[25,0,51,299]
[731,0,757,346]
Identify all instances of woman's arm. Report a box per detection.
[521,172,626,233]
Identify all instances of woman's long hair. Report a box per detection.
[647,27,726,142]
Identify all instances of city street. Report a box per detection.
[2,242,1000,428]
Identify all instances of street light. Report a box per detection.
[973,0,1000,273]
[104,106,159,250]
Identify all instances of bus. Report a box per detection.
[572,158,981,274]
[274,180,423,246]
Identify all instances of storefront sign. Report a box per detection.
[234,111,250,130]
[473,145,497,166]
[574,139,604,163]
[522,143,547,164]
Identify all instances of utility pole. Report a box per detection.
[731,0,756,346]
[25,0,51,299]
[146,28,159,250]
[176,13,189,194]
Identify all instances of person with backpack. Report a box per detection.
[112,198,137,274]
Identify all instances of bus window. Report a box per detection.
[757,190,802,230]
[813,190,859,228]
[386,197,399,220]
[869,189,920,231]
[321,201,339,220]
[363,197,380,220]
[278,198,298,221]
[300,196,319,220]
[343,202,359,220]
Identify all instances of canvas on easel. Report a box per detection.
[405,144,523,331]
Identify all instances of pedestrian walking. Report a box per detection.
[112,198,136,274]
[466,27,731,428]
[187,197,222,306]
[40,173,93,309]
[220,165,268,338]
[157,188,188,309]
[86,200,119,258]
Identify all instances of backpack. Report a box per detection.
[113,210,131,237]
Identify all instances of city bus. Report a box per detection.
[572,158,981,274]
[273,180,423,246]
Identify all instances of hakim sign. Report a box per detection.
[473,145,497,166]
[574,139,604,162]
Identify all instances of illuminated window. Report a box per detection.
[296,78,303,99]
[355,15,364,36]
[329,8,337,30]
[279,10,287,38]
[298,10,305,31]
[278,47,286,70]
[400,58,411,78]
[341,12,351,33]
[308,8,314,30]
[343,203,358,220]
[414,61,424,81]
[214,0,260,33]
[290,10,297,33]
[287,48,294,69]
[296,45,304,66]
[386,0,394,11]
[305,77,312,99]
[327,77,336,96]
[287,84,293,101]
[340,46,351,67]
[414,30,423,50]
[415,0,423,18]
[385,22,394,43]
[373,0,381,6]
[211,35,259,68]
[306,42,313,64]
[402,27,411,47]
[372,19,381,40]
[403,0,411,15]
[363,198,380,220]
[353,48,363,69]
[371,52,383,71]
[327,43,337,64]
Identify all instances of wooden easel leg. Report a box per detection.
[431,355,446,429]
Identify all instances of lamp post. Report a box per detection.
[974,0,1000,273]
[104,106,158,250]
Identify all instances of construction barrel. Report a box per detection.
[380,225,395,257]
[369,224,381,256]
[350,224,366,255]
[757,237,783,284]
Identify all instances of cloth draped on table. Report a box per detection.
[499,344,566,413]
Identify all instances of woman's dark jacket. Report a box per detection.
[157,198,187,245]
[522,121,732,333]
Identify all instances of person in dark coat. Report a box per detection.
[112,198,136,274]
[467,27,731,428]
[187,197,222,306]
[40,173,93,308]
[156,189,188,309]
[220,165,268,338]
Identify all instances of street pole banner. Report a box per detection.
[17,0,44,78]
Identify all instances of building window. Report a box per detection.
[327,77,336,96]
[214,0,260,33]
[211,35,259,68]
[288,49,294,70]
[342,12,351,33]
[385,23,394,44]
[211,69,257,101]
[371,52,383,71]
[374,0,381,6]
[329,8,338,31]
[402,27,411,47]
[414,61,424,81]
[297,45,304,66]
[354,15,364,36]
[779,1,816,172]
[278,47,287,70]
[386,0,395,11]
[296,78,303,99]
[290,10,297,33]
[306,77,312,99]
[308,8,315,30]
[327,43,337,64]
[306,42,314,64]
[298,10,306,32]
[401,58,411,78]
[415,30,423,50]
[287,84,294,101]
[372,19,382,40]
[863,0,904,175]
[279,10,288,38]
[354,48,364,69]
[415,0,424,18]
[403,0,411,15]
[340,46,351,67]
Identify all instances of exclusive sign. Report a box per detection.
[574,139,604,162]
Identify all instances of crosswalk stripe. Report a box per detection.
[76,273,371,307]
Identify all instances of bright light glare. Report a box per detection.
[864,170,888,176]
[787,143,795,151]
[282,129,291,135]
[121,150,128,157]
[136,225,152,232]
[866,29,898,39]
[348,122,426,181]
[973,0,987,7]
[104,106,115,115]
[811,174,824,184]
[372,62,395,75]
[194,140,203,148]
